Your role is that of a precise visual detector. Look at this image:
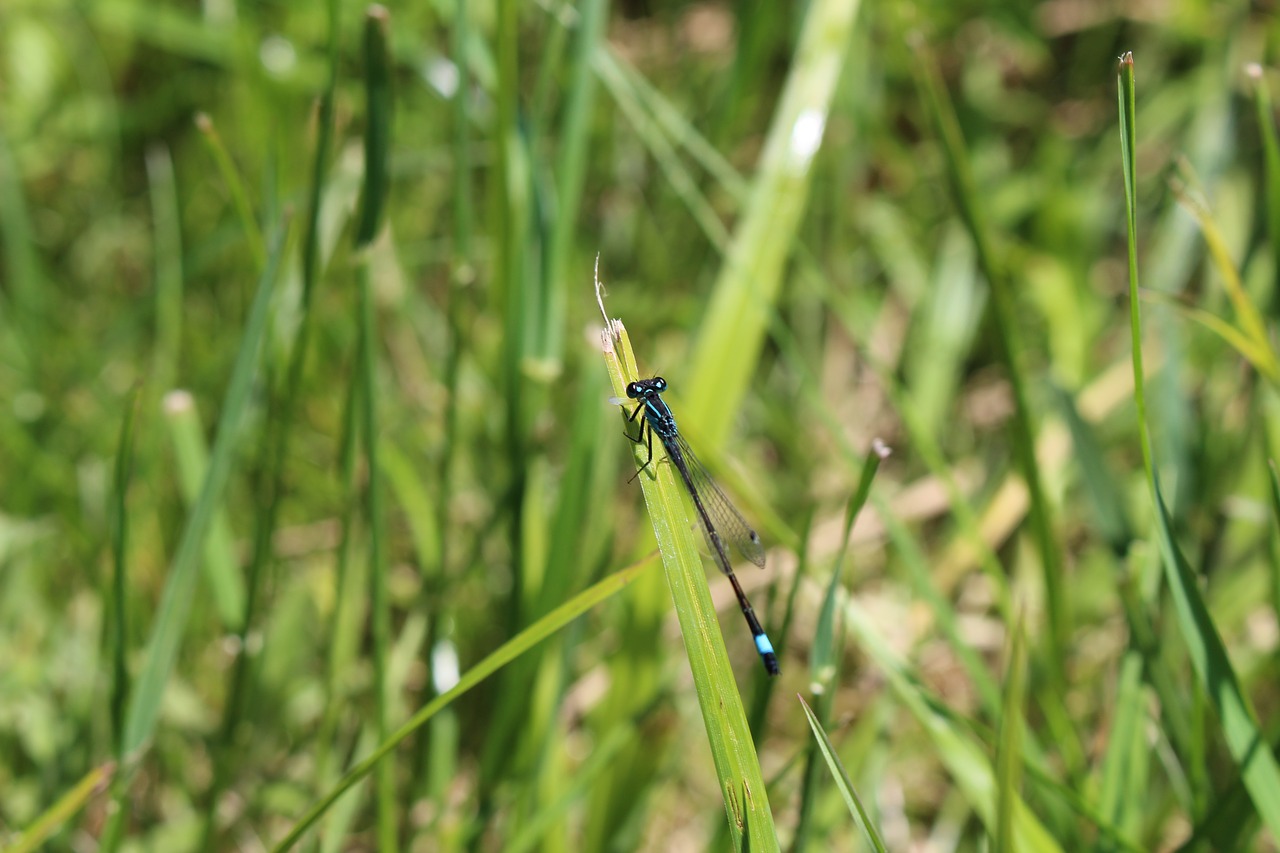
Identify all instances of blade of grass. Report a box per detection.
[685,0,862,446]
[1051,383,1135,555]
[994,615,1028,853]
[1138,288,1276,379]
[108,391,140,758]
[1119,51,1280,842]
[269,555,654,852]
[145,143,183,393]
[161,391,245,629]
[352,9,395,848]
[1269,460,1280,622]
[910,33,1068,676]
[1095,641,1151,851]
[597,45,749,203]
[842,596,1064,852]
[593,50,731,251]
[598,278,779,852]
[1248,63,1280,313]
[199,4,345,847]
[795,450,885,852]
[1168,179,1276,375]
[195,113,266,270]
[100,218,290,851]
[799,696,888,853]
[354,5,391,251]
[10,763,116,853]
[543,0,606,364]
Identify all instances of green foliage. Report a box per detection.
[5,1,1280,851]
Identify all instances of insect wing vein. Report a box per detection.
[673,433,766,569]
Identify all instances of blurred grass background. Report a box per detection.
[4,0,1280,850]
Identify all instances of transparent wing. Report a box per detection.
[670,432,766,570]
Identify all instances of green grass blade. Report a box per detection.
[798,696,888,853]
[1139,288,1277,379]
[269,557,654,853]
[108,391,140,758]
[1052,384,1134,554]
[10,763,115,853]
[120,220,288,761]
[911,35,1067,669]
[795,449,884,851]
[843,598,1063,852]
[544,0,606,363]
[354,9,396,846]
[1269,459,1280,622]
[100,221,291,852]
[354,5,392,250]
[1250,63,1280,311]
[1168,182,1278,378]
[811,444,886,686]
[594,49,730,250]
[195,113,266,270]
[994,615,1028,853]
[145,144,183,392]
[1095,646,1150,851]
[1119,51,1280,842]
[602,45,748,202]
[685,0,862,446]
[160,391,245,628]
[599,289,779,852]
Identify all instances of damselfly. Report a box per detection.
[614,376,779,676]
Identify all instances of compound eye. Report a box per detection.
[652,376,667,391]
[625,381,642,399]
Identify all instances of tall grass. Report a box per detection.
[4,2,1280,851]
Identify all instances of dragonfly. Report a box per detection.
[614,376,779,676]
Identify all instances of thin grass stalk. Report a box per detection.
[685,0,861,446]
[9,764,116,853]
[164,393,242,628]
[798,696,888,853]
[794,470,880,853]
[269,558,653,852]
[108,391,140,759]
[994,616,1028,852]
[545,0,606,364]
[310,338,366,853]
[408,0,473,806]
[145,144,183,393]
[195,113,266,270]
[359,261,396,850]
[478,0,544,808]
[351,7,395,848]
[197,1,343,841]
[593,50,731,251]
[909,36,1068,678]
[841,597,1063,850]
[1119,51,1280,845]
[100,219,290,852]
[1248,64,1280,316]
[600,46,748,202]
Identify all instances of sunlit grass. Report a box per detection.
[3,2,1280,851]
